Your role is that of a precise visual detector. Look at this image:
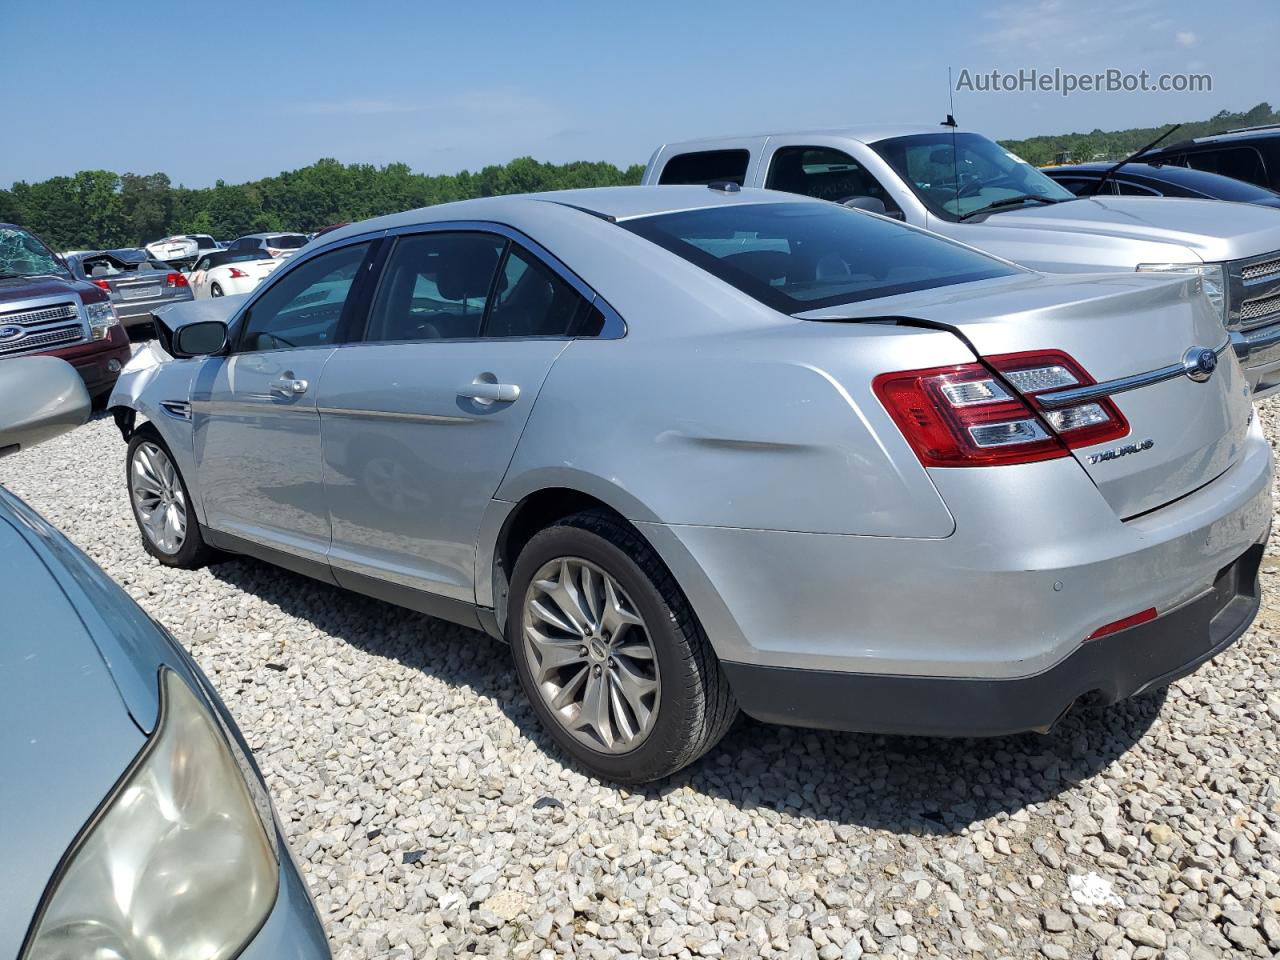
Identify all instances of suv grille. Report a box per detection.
[0,301,88,357]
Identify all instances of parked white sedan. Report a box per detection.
[188,249,282,299]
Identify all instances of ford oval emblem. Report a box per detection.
[1182,346,1218,383]
[0,325,23,343]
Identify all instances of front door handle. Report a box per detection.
[458,382,520,404]
[270,375,309,398]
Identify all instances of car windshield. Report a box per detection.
[872,132,1076,221]
[620,201,1020,313]
[269,235,307,250]
[0,226,69,279]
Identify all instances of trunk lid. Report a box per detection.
[103,265,174,304]
[800,271,1252,518]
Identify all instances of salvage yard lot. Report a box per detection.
[4,410,1280,960]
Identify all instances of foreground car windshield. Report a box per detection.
[621,201,1019,312]
[0,226,69,279]
[872,132,1077,221]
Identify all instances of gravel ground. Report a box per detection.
[4,406,1280,960]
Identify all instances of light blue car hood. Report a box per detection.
[0,494,144,956]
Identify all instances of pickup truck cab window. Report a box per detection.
[765,146,903,216]
[871,132,1075,221]
[658,149,750,186]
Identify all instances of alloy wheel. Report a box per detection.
[522,556,661,754]
[131,441,187,554]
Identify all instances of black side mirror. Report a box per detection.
[172,320,229,358]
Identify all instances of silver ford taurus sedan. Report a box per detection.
[109,186,1271,783]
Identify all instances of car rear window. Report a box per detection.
[269,235,307,249]
[620,201,1019,313]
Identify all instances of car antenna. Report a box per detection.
[1090,123,1182,196]
[943,68,961,215]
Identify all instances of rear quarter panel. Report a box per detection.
[499,322,970,537]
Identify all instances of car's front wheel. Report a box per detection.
[508,510,737,783]
[126,427,216,568]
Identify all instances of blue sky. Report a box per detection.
[2,0,1275,187]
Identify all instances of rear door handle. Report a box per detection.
[270,376,309,397]
[458,382,520,404]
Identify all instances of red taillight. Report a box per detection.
[875,350,1131,468]
[873,363,1069,467]
[227,267,249,279]
[986,351,1129,449]
[166,272,189,288]
[1085,608,1157,642]
[92,279,111,291]
[268,250,280,257]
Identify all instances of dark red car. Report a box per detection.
[0,224,132,403]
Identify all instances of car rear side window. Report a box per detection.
[239,242,370,352]
[765,146,902,215]
[270,235,307,250]
[658,149,750,186]
[484,244,599,338]
[621,201,1019,313]
[1182,147,1268,187]
[366,233,506,341]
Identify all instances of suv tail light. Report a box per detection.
[874,350,1129,468]
[166,272,189,288]
[92,279,111,291]
[227,267,249,279]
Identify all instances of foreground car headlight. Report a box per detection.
[85,299,119,340]
[1136,262,1227,325]
[23,670,278,960]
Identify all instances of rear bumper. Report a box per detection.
[113,293,193,326]
[722,538,1264,736]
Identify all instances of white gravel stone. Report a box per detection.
[7,401,1280,959]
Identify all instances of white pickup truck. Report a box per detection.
[643,126,1280,395]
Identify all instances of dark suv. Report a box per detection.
[1142,125,1280,192]
[0,224,132,402]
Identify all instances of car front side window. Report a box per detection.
[237,242,370,353]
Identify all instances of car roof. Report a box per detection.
[316,185,824,246]
[659,125,944,150]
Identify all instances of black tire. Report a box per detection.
[210,283,224,297]
[507,510,737,783]
[125,424,217,569]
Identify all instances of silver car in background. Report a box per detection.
[65,250,193,330]
[110,187,1270,783]
[1,357,329,960]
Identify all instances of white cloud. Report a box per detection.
[1175,30,1198,47]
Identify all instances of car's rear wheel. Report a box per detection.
[210,282,224,297]
[507,510,737,783]
[126,427,216,568]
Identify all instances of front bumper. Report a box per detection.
[722,538,1264,736]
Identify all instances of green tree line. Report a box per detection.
[2,102,1275,251]
[0,157,644,252]
[1001,101,1278,166]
